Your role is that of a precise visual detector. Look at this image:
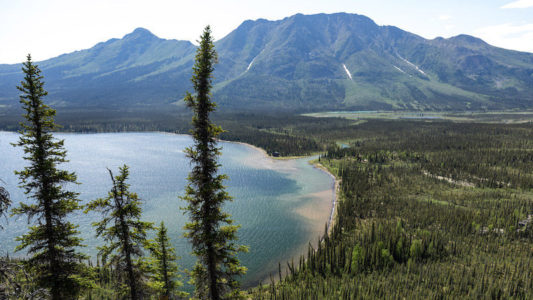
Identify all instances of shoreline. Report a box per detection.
[230,141,340,287]
[310,161,340,234]
[2,130,338,228]
[228,139,338,234]
[229,140,269,157]
[2,130,340,286]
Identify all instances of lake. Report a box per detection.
[0,131,334,287]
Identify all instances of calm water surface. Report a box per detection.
[0,132,333,287]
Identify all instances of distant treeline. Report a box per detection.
[0,109,352,156]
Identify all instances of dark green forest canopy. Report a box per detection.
[252,119,533,299]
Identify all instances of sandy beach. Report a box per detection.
[231,141,339,240]
[167,134,339,235]
[311,161,340,235]
[225,140,341,285]
[229,141,338,235]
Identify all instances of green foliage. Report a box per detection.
[0,256,51,299]
[11,54,90,299]
[145,222,187,299]
[252,119,533,298]
[182,26,247,299]
[85,165,154,300]
[350,245,362,274]
[409,240,423,262]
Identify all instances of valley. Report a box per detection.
[1,6,533,299]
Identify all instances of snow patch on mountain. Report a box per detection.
[343,64,353,80]
[393,65,413,77]
[246,56,258,72]
[397,55,427,76]
[393,65,406,74]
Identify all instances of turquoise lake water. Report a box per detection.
[0,131,334,287]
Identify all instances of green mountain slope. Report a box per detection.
[1,13,532,111]
[0,28,196,107]
[213,13,533,111]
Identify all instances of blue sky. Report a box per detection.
[1,0,532,63]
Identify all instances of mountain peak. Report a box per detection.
[448,34,487,46]
[123,27,158,40]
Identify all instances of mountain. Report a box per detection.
[0,28,196,108]
[1,13,533,111]
[213,13,533,111]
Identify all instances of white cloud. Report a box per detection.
[438,15,452,21]
[501,0,533,9]
[474,23,533,53]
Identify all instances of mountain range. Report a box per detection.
[1,12,533,112]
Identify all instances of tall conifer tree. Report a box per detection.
[12,54,88,299]
[146,222,187,299]
[182,26,247,300]
[85,165,153,300]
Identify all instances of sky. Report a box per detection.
[1,0,533,64]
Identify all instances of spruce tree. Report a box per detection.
[85,165,153,300]
[146,222,187,299]
[182,26,247,299]
[12,54,89,299]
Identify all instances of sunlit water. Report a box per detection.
[0,132,334,288]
